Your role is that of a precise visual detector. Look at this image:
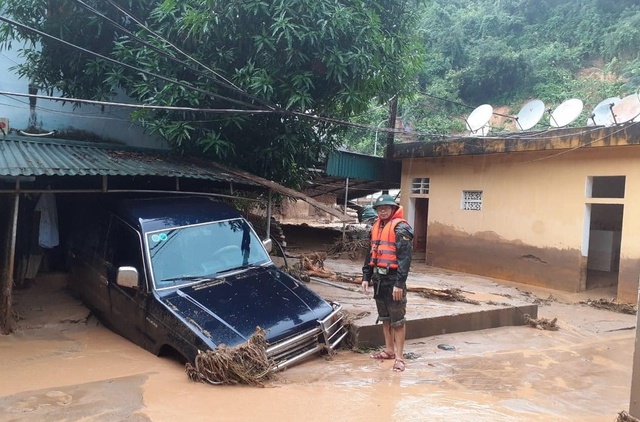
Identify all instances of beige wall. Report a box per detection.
[401,146,640,303]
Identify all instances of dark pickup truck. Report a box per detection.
[66,195,346,370]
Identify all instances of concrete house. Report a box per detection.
[394,123,640,304]
[0,48,163,148]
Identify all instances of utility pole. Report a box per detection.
[385,95,398,159]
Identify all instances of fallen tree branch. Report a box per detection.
[407,285,480,305]
[185,327,276,387]
[291,253,480,304]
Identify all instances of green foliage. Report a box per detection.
[386,0,640,137]
[604,12,640,61]
[0,0,422,188]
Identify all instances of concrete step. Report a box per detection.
[307,258,540,349]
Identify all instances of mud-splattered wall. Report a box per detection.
[398,141,640,304]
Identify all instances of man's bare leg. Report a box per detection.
[382,321,396,355]
[393,324,406,359]
[392,324,406,371]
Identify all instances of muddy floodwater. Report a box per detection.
[1,258,637,421]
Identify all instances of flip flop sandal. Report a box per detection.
[370,350,396,360]
[392,359,406,372]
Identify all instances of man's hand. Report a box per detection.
[392,286,403,301]
[361,279,369,294]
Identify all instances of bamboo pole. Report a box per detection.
[1,193,19,334]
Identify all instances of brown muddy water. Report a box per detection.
[0,263,636,421]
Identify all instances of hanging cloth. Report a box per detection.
[35,192,60,248]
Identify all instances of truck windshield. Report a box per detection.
[147,218,271,289]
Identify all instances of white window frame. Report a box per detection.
[462,190,483,211]
[411,177,430,195]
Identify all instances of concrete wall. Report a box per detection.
[0,48,165,149]
[400,146,640,303]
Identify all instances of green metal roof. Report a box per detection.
[326,150,401,183]
[0,135,259,187]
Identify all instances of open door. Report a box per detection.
[412,197,429,257]
[586,203,623,290]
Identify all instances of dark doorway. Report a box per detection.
[586,203,623,290]
[412,198,429,254]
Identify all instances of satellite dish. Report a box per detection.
[465,104,493,133]
[611,94,640,124]
[588,96,621,127]
[515,99,545,131]
[549,98,583,128]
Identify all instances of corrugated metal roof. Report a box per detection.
[0,135,258,187]
[325,150,401,183]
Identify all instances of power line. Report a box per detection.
[0,89,432,137]
[0,13,451,138]
[0,15,267,112]
[0,90,275,114]
[75,0,273,111]
[102,0,244,96]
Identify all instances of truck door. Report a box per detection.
[104,217,151,348]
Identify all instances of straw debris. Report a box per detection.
[409,286,480,305]
[185,327,277,387]
[581,298,637,315]
[524,314,559,331]
[617,411,640,422]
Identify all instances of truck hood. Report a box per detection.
[160,266,333,348]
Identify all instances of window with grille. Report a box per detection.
[462,190,483,211]
[411,178,430,194]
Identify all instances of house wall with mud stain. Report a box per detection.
[399,144,640,303]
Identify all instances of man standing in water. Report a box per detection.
[361,194,414,372]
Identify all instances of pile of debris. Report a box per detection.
[328,236,369,260]
[524,314,559,331]
[581,298,637,315]
[185,327,276,387]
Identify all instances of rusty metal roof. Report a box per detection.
[0,135,350,221]
[0,135,258,186]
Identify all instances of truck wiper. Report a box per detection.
[217,263,265,275]
[161,274,217,282]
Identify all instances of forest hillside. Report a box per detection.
[347,0,640,152]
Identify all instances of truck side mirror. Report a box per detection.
[262,238,273,254]
[117,266,139,289]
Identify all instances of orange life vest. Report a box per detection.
[369,207,409,270]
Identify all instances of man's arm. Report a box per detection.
[361,232,373,293]
[394,222,414,289]
[362,249,373,282]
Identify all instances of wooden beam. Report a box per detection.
[209,162,351,222]
[0,193,18,334]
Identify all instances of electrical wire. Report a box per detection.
[0,15,266,112]
[0,90,275,114]
[0,14,420,136]
[103,0,244,97]
[75,0,275,111]
[0,89,421,137]
[0,10,513,139]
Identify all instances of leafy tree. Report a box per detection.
[0,0,422,188]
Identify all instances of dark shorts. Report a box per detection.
[373,275,406,327]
